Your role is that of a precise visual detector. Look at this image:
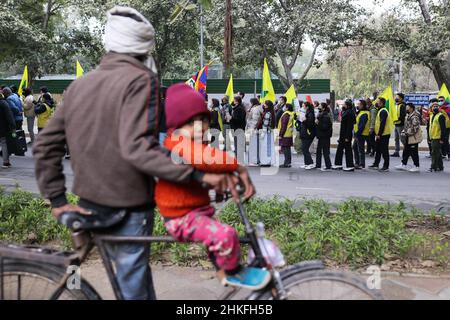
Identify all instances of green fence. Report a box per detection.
[1,78,330,95]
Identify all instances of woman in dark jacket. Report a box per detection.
[0,91,16,167]
[315,103,333,171]
[333,99,356,172]
[300,102,316,169]
[209,98,222,148]
[231,96,247,162]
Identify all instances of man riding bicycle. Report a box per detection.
[33,6,255,300]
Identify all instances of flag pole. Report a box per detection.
[200,4,204,68]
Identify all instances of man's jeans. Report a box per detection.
[394,126,403,154]
[0,137,9,164]
[100,209,156,300]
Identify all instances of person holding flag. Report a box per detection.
[369,97,393,172]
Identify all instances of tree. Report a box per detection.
[0,0,103,80]
[208,0,365,90]
[369,0,450,89]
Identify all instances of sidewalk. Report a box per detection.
[80,260,450,300]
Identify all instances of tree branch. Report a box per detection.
[298,43,319,82]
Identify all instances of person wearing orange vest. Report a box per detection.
[428,101,446,172]
[352,99,370,169]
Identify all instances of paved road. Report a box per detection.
[80,260,450,300]
[1,148,448,211]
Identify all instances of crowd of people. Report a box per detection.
[207,92,450,173]
[0,85,57,168]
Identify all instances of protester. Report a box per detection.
[428,100,446,172]
[34,93,54,132]
[22,88,36,144]
[230,95,247,163]
[38,86,52,103]
[300,102,316,170]
[395,103,422,172]
[0,89,16,168]
[209,98,222,148]
[275,96,287,126]
[220,96,233,151]
[315,103,333,171]
[293,100,303,155]
[278,104,295,168]
[369,97,392,172]
[438,95,450,160]
[333,99,355,172]
[237,91,250,112]
[34,6,255,300]
[391,93,406,157]
[353,99,370,169]
[257,100,276,167]
[247,98,263,166]
[3,86,23,130]
[367,97,377,156]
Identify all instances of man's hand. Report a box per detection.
[51,204,91,219]
[201,173,239,198]
[236,165,256,202]
[376,136,381,141]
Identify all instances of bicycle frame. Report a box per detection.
[0,198,290,300]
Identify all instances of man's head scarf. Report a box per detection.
[104,6,158,74]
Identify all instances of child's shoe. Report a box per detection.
[222,267,271,291]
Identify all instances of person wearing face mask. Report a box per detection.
[438,96,450,160]
[369,97,393,172]
[428,101,446,172]
[332,99,356,172]
[391,93,406,157]
[396,103,422,172]
[352,100,370,169]
[315,103,333,171]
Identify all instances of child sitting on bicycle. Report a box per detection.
[154,83,271,290]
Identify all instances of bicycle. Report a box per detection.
[0,193,383,300]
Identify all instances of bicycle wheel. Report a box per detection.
[258,270,383,300]
[1,260,101,300]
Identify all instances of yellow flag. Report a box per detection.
[18,65,28,97]
[378,86,397,125]
[76,60,84,78]
[285,85,297,105]
[437,83,450,103]
[225,74,234,102]
[262,58,276,103]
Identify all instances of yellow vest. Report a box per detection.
[430,112,444,140]
[394,103,404,125]
[375,108,393,136]
[37,103,53,129]
[354,110,370,136]
[277,111,295,138]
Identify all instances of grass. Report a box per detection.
[0,188,449,270]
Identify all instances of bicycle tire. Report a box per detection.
[1,259,101,300]
[255,269,383,300]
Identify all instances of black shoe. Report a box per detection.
[279,164,292,168]
[343,167,355,172]
[428,168,435,172]
[368,164,379,170]
[2,162,12,169]
[379,167,389,172]
[355,165,364,170]
[390,153,400,157]
[369,153,375,157]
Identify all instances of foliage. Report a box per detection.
[367,0,450,89]
[1,188,448,270]
[0,0,103,80]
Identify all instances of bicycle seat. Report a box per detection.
[57,210,128,231]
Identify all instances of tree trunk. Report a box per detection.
[417,0,450,89]
[43,0,53,30]
[224,0,233,76]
